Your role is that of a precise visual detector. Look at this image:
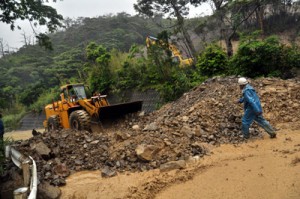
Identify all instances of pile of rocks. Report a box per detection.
[12,77,300,186]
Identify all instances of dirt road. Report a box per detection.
[4,129,44,140]
[57,123,299,199]
[156,128,300,199]
[5,123,300,199]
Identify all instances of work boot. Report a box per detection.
[270,133,277,139]
[243,134,250,139]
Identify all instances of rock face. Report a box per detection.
[9,77,300,187]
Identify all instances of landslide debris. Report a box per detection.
[12,77,300,186]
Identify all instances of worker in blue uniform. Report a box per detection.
[237,77,277,139]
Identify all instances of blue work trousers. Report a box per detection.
[242,109,275,137]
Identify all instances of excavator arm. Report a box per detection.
[146,36,193,67]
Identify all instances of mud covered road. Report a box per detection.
[58,123,300,199]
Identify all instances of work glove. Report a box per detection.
[236,99,242,104]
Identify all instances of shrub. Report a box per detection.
[284,45,300,69]
[115,61,141,89]
[228,35,297,78]
[156,68,193,102]
[29,88,60,113]
[196,44,228,77]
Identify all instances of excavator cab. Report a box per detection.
[172,56,181,64]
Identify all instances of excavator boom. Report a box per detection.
[146,36,194,67]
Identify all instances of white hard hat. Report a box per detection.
[238,77,248,85]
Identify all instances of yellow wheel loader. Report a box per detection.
[43,83,142,131]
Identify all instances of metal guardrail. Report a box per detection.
[5,145,37,199]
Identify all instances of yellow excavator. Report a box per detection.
[43,83,142,131]
[146,36,194,67]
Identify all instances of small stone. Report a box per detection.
[132,125,140,130]
[75,159,83,166]
[38,181,61,199]
[35,141,51,158]
[143,122,158,131]
[135,144,161,161]
[182,116,189,122]
[160,160,186,172]
[101,166,117,178]
[139,111,145,117]
[90,140,100,144]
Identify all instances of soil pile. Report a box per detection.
[13,77,300,186]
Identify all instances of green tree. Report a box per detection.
[85,42,112,93]
[134,0,197,61]
[191,0,300,56]
[158,67,192,102]
[229,35,295,78]
[146,32,177,82]
[113,44,148,91]
[19,82,45,105]
[0,0,63,49]
[196,43,228,77]
[115,61,140,89]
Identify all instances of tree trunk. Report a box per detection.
[181,27,197,62]
[225,36,233,57]
[0,39,4,57]
[256,5,264,35]
[171,3,197,64]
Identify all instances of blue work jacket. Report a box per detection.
[238,84,262,114]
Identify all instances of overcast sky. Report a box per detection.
[0,0,212,49]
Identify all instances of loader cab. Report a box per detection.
[61,84,87,102]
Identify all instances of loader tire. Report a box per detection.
[48,115,60,131]
[69,110,91,131]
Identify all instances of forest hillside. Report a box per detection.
[1,1,300,130]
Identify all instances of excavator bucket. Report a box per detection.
[98,100,143,120]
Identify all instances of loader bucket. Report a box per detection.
[98,100,143,120]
